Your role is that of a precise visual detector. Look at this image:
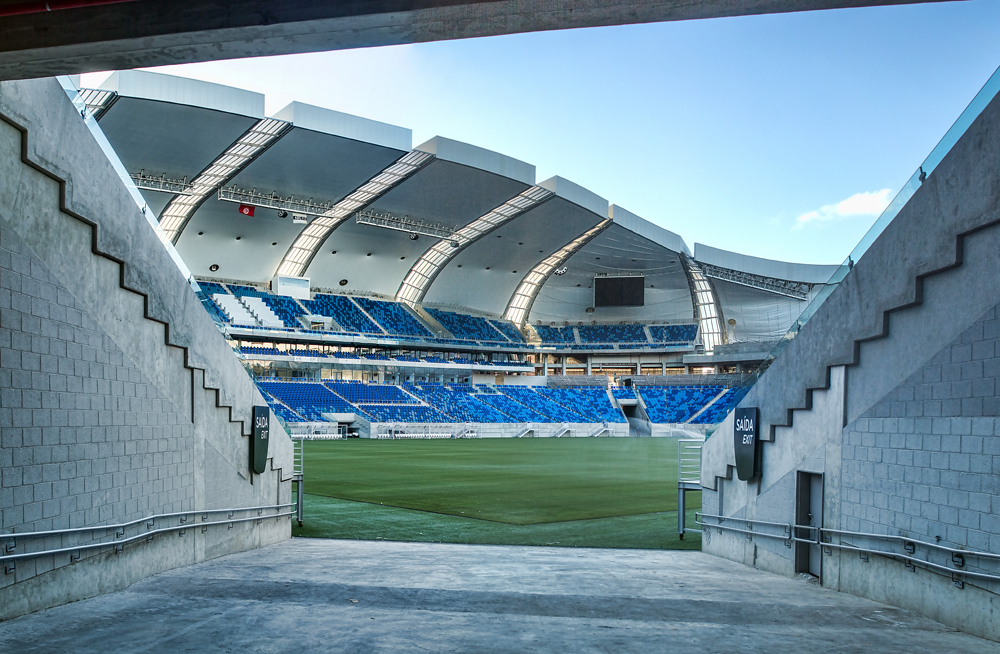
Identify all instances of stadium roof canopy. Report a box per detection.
[90,70,840,344]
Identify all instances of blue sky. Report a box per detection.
[83,1,1000,265]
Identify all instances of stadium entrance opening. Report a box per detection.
[795,472,824,578]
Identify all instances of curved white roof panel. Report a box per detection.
[416,136,535,185]
[538,176,609,218]
[694,243,839,284]
[100,70,264,118]
[272,101,411,151]
[609,205,690,256]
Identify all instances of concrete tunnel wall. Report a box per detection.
[0,77,293,621]
[699,74,1000,641]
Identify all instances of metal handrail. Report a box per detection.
[1,504,294,545]
[1,509,294,565]
[696,512,1000,584]
[822,527,1000,563]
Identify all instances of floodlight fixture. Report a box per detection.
[356,209,456,239]
[275,149,435,278]
[130,170,193,195]
[158,117,291,243]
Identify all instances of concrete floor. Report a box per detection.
[0,539,998,653]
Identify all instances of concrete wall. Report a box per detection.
[0,0,954,81]
[0,77,292,620]
[700,76,1000,642]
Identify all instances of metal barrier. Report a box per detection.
[292,438,304,526]
[696,512,1000,587]
[1,504,294,574]
[677,438,704,539]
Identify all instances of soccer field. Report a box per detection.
[296,438,701,548]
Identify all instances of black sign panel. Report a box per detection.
[594,276,645,307]
[251,406,270,475]
[734,407,760,481]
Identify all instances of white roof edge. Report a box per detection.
[693,243,840,283]
[537,176,608,218]
[272,101,411,152]
[415,136,534,185]
[609,205,691,256]
[99,70,265,119]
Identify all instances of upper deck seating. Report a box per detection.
[352,297,431,338]
[302,294,381,334]
[490,320,525,343]
[534,325,576,345]
[197,281,229,296]
[648,324,698,344]
[428,308,507,342]
[576,324,648,345]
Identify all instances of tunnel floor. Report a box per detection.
[0,538,997,653]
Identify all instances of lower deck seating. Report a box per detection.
[637,385,724,423]
[538,387,626,423]
[690,387,750,424]
[357,404,450,422]
[497,386,585,422]
[612,386,637,400]
[404,384,510,423]
[254,380,736,424]
[325,381,418,404]
[475,393,549,422]
[257,381,360,420]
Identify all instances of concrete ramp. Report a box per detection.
[0,539,995,652]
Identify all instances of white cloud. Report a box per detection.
[795,189,892,228]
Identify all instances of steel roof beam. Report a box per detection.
[395,186,554,305]
[503,219,612,327]
[158,117,291,244]
[274,149,435,279]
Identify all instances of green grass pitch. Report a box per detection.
[294,438,701,549]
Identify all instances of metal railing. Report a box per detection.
[696,512,1000,588]
[677,438,704,539]
[1,504,294,574]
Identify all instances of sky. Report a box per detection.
[82,1,1000,266]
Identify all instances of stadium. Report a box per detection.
[2,1,1000,651]
[85,69,836,440]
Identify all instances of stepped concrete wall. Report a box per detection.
[699,79,1000,641]
[0,77,292,620]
